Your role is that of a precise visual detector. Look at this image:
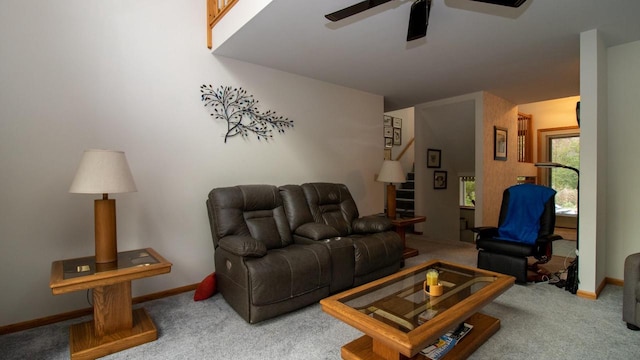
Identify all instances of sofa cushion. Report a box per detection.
[352,232,403,276]
[218,236,267,257]
[245,244,331,306]
[294,222,341,240]
[208,185,293,250]
[301,183,359,236]
[352,215,393,233]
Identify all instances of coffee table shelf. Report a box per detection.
[342,313,499,360]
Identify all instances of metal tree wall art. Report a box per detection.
[200,85,294,143]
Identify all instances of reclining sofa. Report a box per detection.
[206,182,403,323]
[624,252,640,330]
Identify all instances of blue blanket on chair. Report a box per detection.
[497,184,556,245]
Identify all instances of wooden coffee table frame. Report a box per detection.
[320,260,514,360]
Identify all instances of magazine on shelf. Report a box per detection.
[419,322,473,360]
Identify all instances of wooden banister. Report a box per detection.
[394,137,415,161]
[207,0,240,49]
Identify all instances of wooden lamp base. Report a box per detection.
[386,184,397,219]
[94,196,117,264]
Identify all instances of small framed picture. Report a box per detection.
[393,128,401,145]
[494,126,507,161]
[383,115,393,126]
[427,149,441,168]
[384,149,391,160]
[393,117,402,128]
[383,126,393,138]
[385,137,393,148]
[434,171,447,190]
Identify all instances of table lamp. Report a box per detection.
[377,160,406,219]
[69,150,137,264]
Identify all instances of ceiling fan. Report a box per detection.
[325,0,527,41]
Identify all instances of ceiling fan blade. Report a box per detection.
[325,0,393,22]
[470,0,527,7]
[407,0,431,41]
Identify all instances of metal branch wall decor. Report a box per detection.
[200,85,294,143]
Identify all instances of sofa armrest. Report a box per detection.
[623,253,640,326]
[294,222,341,241]
[352,216,393,234]
[218,236,267,257]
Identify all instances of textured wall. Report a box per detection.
[0,0,384,326]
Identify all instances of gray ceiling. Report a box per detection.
[213,0,640,111]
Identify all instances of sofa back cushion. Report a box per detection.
[207,185,293,250]
[279,184,315,231]
[301,183,359,236]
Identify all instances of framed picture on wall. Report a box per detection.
[393,117,402,128]
[434,171,447,189]
[384,115,393,127]
[384,126,393,138]
[494,126,507,161]
[393,128,402,145]
[384,149,391,160]
[385,137,393,148]
[427,148,441,168]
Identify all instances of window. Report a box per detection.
[538,127,580,216]
[548,135,579,215]
[459,176,475,207]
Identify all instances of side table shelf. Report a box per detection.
[50,248,172,360]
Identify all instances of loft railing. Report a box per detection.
[207,0,239,49]
[517,112,533,163]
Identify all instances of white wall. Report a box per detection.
[579,29,608,294]
[606,39,640,280]
[385,108,415,175]
[0,0,384,326]
[414,93,479,241]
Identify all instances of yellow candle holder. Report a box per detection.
[423,281,443,296]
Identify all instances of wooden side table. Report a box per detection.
[50,248,172,360]
[391,216,426,259]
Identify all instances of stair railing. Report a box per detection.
[207,0,240,49]
[394,137,415,161]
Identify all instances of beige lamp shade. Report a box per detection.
[69,149,137,194]
[377,160,407,184]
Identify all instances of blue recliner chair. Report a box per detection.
[474,183,562,283]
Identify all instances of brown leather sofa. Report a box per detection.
[280,183,404,289]
[624,253,640,330]
[206,183,403,323]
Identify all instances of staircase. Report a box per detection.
[395,169,415,219]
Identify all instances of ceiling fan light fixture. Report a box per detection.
[324,0,393,22]
[470,0,527,7]
[407,0,431,42]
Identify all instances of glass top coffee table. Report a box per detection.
[320,259,514,360]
